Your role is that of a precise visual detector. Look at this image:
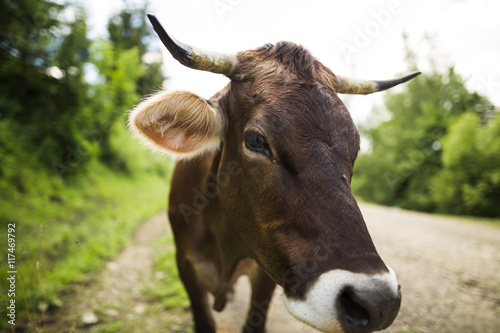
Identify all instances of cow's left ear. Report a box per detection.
[128,90,225,159]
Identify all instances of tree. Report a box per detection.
[430,112,500,216]
[0,1,96,181]
[351,40,497,215]
[89,4,165,162]
[0,0,167,182]
[353,67,494,211]
[106,5,165,97]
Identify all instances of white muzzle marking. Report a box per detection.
[283,267,399,333]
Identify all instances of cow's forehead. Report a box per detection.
[233,42,340,118]
[253,82,347,133]
[230,42,360,164]
[234,42,354,130]
[264,94,359,169]
[234,41,334,86]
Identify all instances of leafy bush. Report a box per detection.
[430,112,500,216]
[352,67,499,217]
[0,1,172,330]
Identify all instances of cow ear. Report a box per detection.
[128,90,225,159]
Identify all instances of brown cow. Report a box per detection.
[129,14,420,333]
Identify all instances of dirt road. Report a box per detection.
[45,203,500,332]
[360,204,500,333]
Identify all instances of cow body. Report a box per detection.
[169,152,275,332]
[129,15,419,333]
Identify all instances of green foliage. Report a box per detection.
[0,156,173,331]
[90,38,143,111]
[0,0,63,66]
[88,5,164,162]
[88,38,144,161]
[0,1,95,175]
[107,6,165,96]
[143,236,193,332]
[148,237,190,310]
[0,0,174,330]
[0,1,164,178]
[430,112,500,216]
[352,67,499,217]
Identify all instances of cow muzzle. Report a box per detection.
[283,267,401,333]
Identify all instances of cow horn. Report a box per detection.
[147,14,237,76]
[334,71,421,94]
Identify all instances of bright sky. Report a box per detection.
[83,0,500,124]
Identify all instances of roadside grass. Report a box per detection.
[432,210,500,227]
[0,125,174,331]
[399,306,422,333]
[142,235,193,332]
[355,198,500,227]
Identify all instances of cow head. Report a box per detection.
[129,15,419,333]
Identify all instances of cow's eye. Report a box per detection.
[244,131,271,157]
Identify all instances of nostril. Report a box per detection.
[340,290,370,328]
